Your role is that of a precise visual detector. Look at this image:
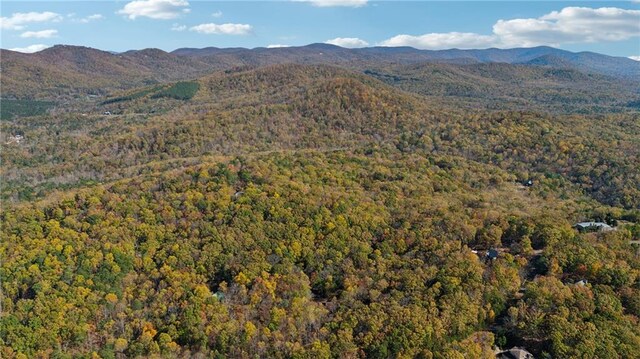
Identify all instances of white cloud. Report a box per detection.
[380,32,496,50]
[325,37,369,48]
[190,23,252,35]
[68,13,104,23]
[0,11,62,30]
[379,7,640,49]
[212,11,223,18]
[630,55,640,61]
[118,0,190,20]
[295,0,367,8]
[267,44,291,48]
[20,29,58,38]
[9,44,51,53]
[78,14,105,23]
[494,7,640,47]
[171,23,187,31]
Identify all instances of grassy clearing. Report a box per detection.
[151,81,200,100]
[100,85,163,105]
[0,99,55,120]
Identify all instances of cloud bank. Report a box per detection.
[325,37,369,48]
[381,32,495,50]
[190,23,252,35]
[0,12,62,30]
[380,7,640,49]
[171,23,187,31]
[296,0,367,8]
[20,29,58,38]
[9,44,51,53]
[118,0,190,20]
[78,14,105,23]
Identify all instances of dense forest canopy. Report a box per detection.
[1,46,639,358]
[3,151,640,358]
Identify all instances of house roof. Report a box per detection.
[576,279,588,286]
[497,347,535,359]
[575,222,611,229]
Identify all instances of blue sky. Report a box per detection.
[1,1,639,58]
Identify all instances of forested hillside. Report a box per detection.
[2,65,639,208]
[0,46,213,100]
[1,46,639,359]
[364,62,639,113]
[3,151,640,358]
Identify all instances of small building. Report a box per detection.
[103,111,111,116]
[574,222,613,233]
[575,279,588,287]
[524,179,533,187]
[486,249,499,260]
[213,291,225,301]
[496,347,534,359]
[6,134,24,144]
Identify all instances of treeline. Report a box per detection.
[0,99,55,120]
[100,81,200,106]
[150,81,199,100]
[100,86,163,106]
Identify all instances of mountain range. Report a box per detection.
[170,43,640,79]
[1,44,638,101]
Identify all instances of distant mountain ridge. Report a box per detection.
[0,45,214,98]
[169,44,640,79]
[1,44,638,100]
